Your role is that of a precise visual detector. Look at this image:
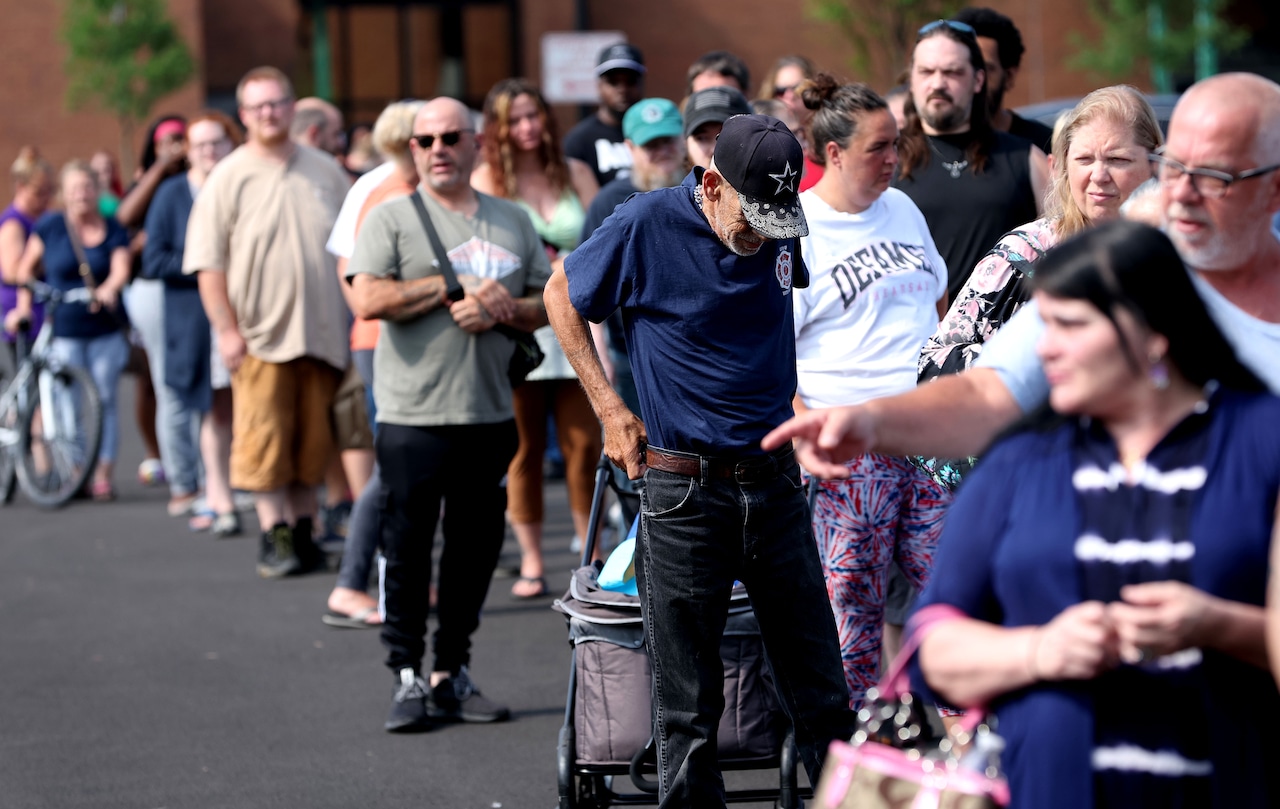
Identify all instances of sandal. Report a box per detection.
[212,512,242,537]
[168,493,202,517]
[90,480,116,502]
[511,575,549,599]
[189,508,217,532]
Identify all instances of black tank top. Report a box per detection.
[893,131,1037,301]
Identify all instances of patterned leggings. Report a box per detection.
[806,454,952,709]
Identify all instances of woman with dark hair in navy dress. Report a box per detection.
[913,220,1280,808]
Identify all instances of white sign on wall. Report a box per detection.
[541,31,627,104]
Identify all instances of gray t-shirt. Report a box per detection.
[347,189,552,426]
[978,271,1280,409]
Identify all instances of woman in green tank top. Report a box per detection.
[472,79,603,599]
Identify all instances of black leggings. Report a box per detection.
[376,420,518,675]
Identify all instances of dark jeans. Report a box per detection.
[637,445,855,808]
[336,463,381,592]
[377,420,518,675]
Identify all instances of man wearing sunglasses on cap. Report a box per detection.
[893,19,1049,300]
[345,97,550,733]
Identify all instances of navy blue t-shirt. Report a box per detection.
[36,213,129,339]
[564,171,808,455]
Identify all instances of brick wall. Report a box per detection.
[0,0,205,182]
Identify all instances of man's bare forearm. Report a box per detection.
[502,293,549,333]
[197,271,238,334]
[544,270,626,420]
[868,368,1022,458]
[350,274,447,321]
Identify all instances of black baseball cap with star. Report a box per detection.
[711,114,808,239]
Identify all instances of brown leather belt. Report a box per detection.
[644,445,794,484]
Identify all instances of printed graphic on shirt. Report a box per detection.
[595,139,633,175]
[776,245,794,294]
[830,241,935,309]
[447,237,522,281]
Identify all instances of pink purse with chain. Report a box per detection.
[813,604,1012,809]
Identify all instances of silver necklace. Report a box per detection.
[928,136,968,179]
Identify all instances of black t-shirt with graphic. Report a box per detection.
[564,114,632,188]
[893,131,1038,300]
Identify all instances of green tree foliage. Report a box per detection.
[807,0,967,80]
[1069,0,1247,87]
[62,0,195,172]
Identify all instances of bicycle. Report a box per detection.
[0,280,104,508]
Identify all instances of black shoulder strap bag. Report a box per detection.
[407,192,544,387]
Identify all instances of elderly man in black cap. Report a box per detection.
[564,42,647,187]
[683,84,754,170]
[545,115,855,808]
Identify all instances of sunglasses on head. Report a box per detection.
[411,130,472,149]
[918,19,976,38]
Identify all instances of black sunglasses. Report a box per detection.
[918,19,976,38]
[411,130,472,149]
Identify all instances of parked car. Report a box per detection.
[1016,93,1180,135]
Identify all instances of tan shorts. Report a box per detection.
[332,364,374,452]
[230,355,343,491]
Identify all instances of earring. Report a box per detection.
[1149,353,1170,390]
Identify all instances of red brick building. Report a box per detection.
[1,0,1276,178]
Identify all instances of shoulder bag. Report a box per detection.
[65,215,129,332]
[406,192,543,387]
[812,604,1011,808]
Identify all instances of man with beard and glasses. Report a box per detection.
[765,72,1280,501]
[952,7,1054,154]
[184,66,351,579]
[546,114,856,808]
[564,43,646,188]
[893,20,1049,300]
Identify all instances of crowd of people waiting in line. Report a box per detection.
[4,6,1280,806]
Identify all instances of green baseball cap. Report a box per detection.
[623,98,683,146]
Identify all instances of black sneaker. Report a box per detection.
[427,666,510,723]
[256,523,300,579]
[292,516,327,573]
[385,668,434,733]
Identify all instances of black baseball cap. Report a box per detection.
[596,43,646,76]
[712,114,808,239]
[683,86,752,139]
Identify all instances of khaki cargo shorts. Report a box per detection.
[229,355,342,491]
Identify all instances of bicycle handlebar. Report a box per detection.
[22,280,93,306]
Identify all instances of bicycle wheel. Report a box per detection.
[16,364,103,508]
[0,370,16,505]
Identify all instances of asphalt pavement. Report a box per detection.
[0,382,795,809]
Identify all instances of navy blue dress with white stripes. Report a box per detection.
[912,387,1280,808]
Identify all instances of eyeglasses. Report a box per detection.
[918,19,976,38]
[189,138,230,151]
[772,84,799,98]
[241,97,293,117]
[411,130,473,149]
[1148,148,1280,199]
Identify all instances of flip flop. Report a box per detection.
[511,575,549,599]
[189,508,217,532]
[321,607,381,629]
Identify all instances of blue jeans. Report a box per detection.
[637,445,855,808]
[49,332,130,464]
[127,278,202,495]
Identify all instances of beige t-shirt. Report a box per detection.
[183,144,351,370]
